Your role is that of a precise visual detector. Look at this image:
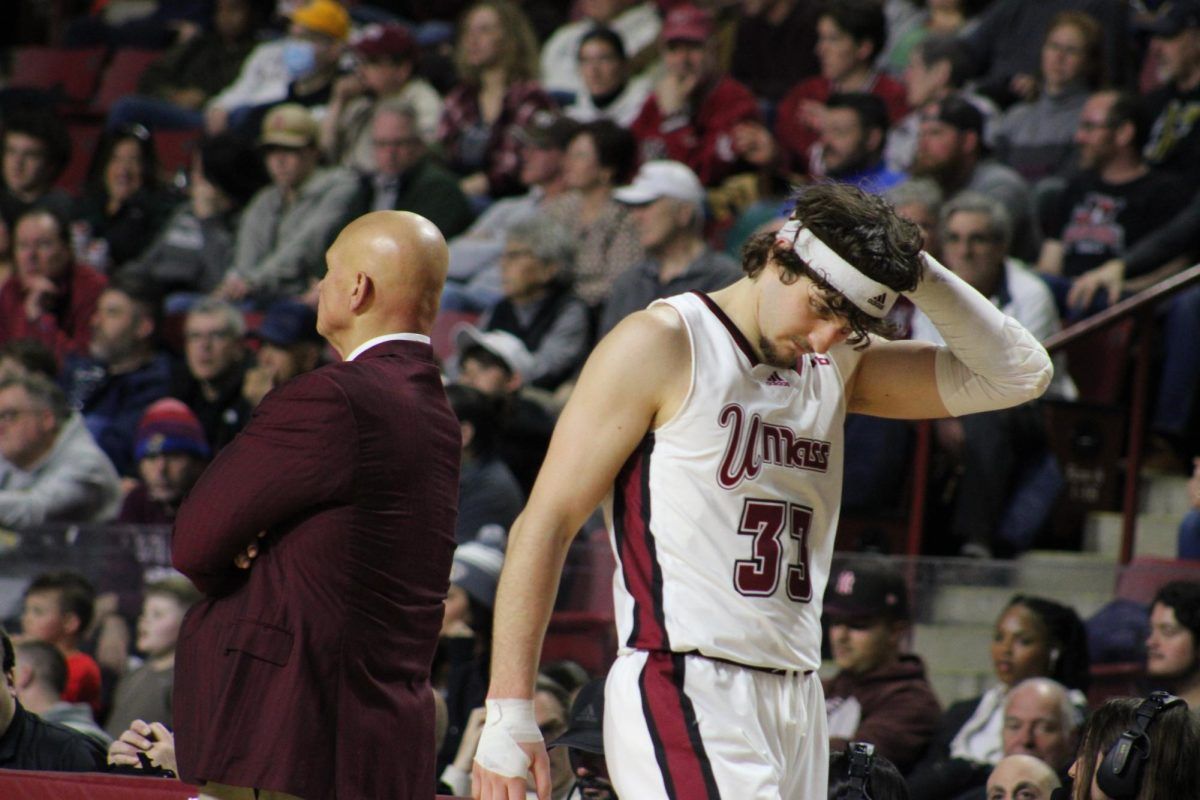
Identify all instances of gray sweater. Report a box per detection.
[0,413,121,529]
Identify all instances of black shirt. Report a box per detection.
[0,701,106,772]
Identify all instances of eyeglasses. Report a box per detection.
[185,330,236,343]
[1077,119,1114,132]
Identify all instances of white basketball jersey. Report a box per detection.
[603,292,863,671]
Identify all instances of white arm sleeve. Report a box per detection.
[906,252,1053,417]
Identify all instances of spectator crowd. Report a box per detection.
[2,0,1200,797]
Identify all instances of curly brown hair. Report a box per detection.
[741,183,923,348]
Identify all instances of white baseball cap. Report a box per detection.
[613,160,705,207]
[455,325,535,381]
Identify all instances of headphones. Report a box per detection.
[845,741,875,800]
[1095,691,1185,800]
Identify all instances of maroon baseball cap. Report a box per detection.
[352,22,417,61]
[661,4,713,44]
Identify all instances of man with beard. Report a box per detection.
[912,95,1037,261]
[818,93,907,193]
[474,182,1053,799]
[60,275,172,476]
[630,4,760,186]
[1037,89,1189,318]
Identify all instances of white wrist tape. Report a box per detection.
[473,699,543,779]
[907,253,1053,416]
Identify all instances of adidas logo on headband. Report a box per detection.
[776,221,898,319]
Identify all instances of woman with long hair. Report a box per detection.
[438,0,556,202]
[70,124,175,270]
[906,594,1090,800]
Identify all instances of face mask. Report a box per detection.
[282,39,317,80]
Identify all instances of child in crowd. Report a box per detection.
[104,577,201,738]
[21,572,101,713]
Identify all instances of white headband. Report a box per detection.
[775,220,897,319]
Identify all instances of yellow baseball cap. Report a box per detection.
[288,0,350,41]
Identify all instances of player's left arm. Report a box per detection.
[847,252,1053,420]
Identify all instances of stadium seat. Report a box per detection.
[153,128,201,181]
[1115,557,1200,606]
[55,121,104,195]
[9,46,107,107]
[90,48,164,115]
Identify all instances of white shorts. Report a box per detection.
[603,650,829,800]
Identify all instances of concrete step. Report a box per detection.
[1084,511,1183,560]
[1140,473,1191,516]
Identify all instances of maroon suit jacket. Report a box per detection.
[172,339,460,800]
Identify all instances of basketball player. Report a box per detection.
[473,183,1053,800]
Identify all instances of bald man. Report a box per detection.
[985,754,1061,800]
[171,211,461,800]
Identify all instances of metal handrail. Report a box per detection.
[903,263,1200,560]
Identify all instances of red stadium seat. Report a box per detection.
[9,46,107,106]
[1115,557,1200,606]
[55,121,104,195]
[90,48,164,114]
[153,128,201,180]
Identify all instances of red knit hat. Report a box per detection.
[135,398,210,462]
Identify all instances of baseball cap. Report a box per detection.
[661,4,714,44]
[259,103,319,149]
[287,0,350,41]
[352,22,417,61]
[450,525,507,609]
[455,325,535,382]
[824,563,910,622]
[1140,0,1200,36]
[250,300,322,347]
[135,398,211,462]
[922,95,984,139]
[613,160,705,207]
[551,678,605,753]
[514,110,582,151]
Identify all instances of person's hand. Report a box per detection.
[732,121,777,166]
[22,275,59,322]
[233,530,268,569]
[472,700,552,800]
[167,87,207,110]
[213,274,249,301]
[205,105,230,135]
[108,720,177,774]
[453,706,488,773]
[294,279,320,309]
[655,71,699,117]
[169,20,201,43]
[1009,73,1038,102]
[460,172,490,198]
[332,73,366,104]
[1067,259,1125,312]
[798,99,827,132]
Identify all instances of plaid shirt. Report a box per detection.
[437,80,556,199]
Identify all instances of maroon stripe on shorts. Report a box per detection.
[613,434,669,649]
[638,652,722,800]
